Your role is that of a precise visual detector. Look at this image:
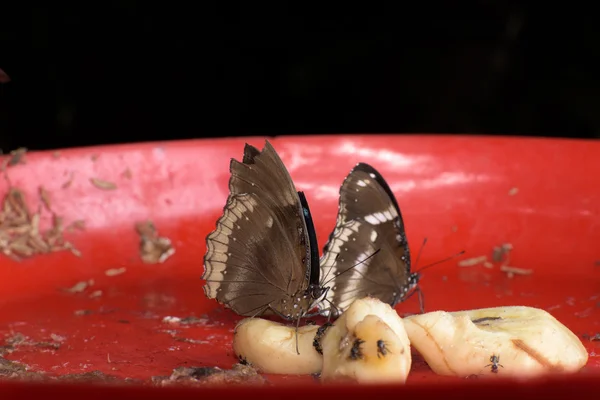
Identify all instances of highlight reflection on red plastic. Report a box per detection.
[0,135,598,397]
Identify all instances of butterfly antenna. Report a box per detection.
[416,249,466,274]
[321,249,381,287]
[413,237,428,270]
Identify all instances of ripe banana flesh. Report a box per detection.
[232,318,322,375]
[403,306,589,378]
[320,296,412,383]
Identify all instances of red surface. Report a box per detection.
[0,135,599,396]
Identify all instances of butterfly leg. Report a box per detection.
[416,286,425,314]
[248,304,271,319]
[294,315,302,355]
[402,285,425,314]
[262,305,303,355]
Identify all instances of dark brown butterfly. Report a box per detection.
[317,162,421,317]
[202,141,325,323]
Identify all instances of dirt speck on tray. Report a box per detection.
[135,220,175,264]
[152,364,266,387]
[90,177,117,190]
[121,168,132,179]
[61,171,75,189]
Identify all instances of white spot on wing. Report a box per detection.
[370,230,378,242]
[357,180,367,187]
[266,216,274,228]
[364,204,398,225]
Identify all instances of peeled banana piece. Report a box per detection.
[403,306,588,378]
[233,318,322,375]
[320,297,412,383]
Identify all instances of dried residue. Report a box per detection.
[583,333,600,341]
[0,359,134,384]
[135,220,175,264]
[0,188,82,260]
[61,171,75,189]
[0,357,45,381]
[161,315,210,326]
[62,279,94,294]
[500,265,533,278]
[121,168,132,179]
[152,364,266,387]
[67,219,86,232]
[456,243,532,278]
[458,256,488,267]
[38,186,52,211]
[1,147,27,170]
[492,243,513,263]
[104,267,126,277]
[1,332,63,356]
[89,177,117,191]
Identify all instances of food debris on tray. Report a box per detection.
[0,185,82,261]
[582,333,600,341]
[1,357,135,384]
[135,220,175,264]
[89,177,118,191]
[492,243,513,263]
[500,265,534,278]
[104,267,126,277]
[151,364,266,387]
[456,243,533,278]
[1,332,63,356]
[458,255,488,267]
[1,147,27,170]
[62,279,95,294]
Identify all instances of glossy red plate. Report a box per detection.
[0,135,599,398]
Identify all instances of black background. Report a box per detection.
[1,2,598,151]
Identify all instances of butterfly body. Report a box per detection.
[202,141,326,321]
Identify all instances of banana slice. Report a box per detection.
[320,297,412,383]
[403,306,589,378]
[232,318,322,375]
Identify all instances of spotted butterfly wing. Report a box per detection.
[318,163,419,317]
[202,140,322,320]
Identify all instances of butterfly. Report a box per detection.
[202,140,326,325]
[317,162,422,317]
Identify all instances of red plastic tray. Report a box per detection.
[0,135,598,397]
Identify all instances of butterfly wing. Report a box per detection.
[319,163,412,315]
[202,141,316,317]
